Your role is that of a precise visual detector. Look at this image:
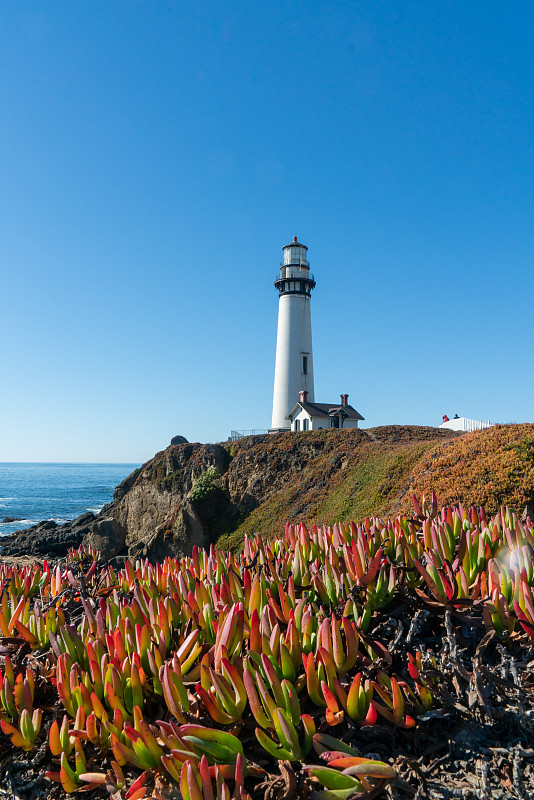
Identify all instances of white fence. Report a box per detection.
[440,417,492,433]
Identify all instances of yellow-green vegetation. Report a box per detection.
[311,442,436,525]
[190,466,221,502]
[217,424,534,551]
[396,423,534,516]
[0,499,533,798]
[217,426,459,550]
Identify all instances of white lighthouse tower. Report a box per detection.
[271,236,316,430]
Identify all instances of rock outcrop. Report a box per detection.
[2,424,533,562]
[170,435,189,445]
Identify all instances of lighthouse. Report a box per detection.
[271,237,316,430]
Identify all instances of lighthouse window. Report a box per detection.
[302,356,308,374]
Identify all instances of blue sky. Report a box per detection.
[1,1,533,462]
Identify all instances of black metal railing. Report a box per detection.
[274,271,315,282]
[229,429,269,442]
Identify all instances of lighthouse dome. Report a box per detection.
[282,236,309,267]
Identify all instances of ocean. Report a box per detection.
[0,463,140,538]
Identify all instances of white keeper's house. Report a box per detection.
[270,236,364,433]
[286,390,364,432]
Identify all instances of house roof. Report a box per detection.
[285,401,365,421]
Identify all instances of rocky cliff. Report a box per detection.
[2,423,534,561]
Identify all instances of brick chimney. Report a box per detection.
[340,393,349,407]
[299,390,308,403]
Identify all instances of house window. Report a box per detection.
[303,418,308,431]
[331,415,339,429]
[294,420,300,431]
[302,356,308,374]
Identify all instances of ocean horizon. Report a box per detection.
[0,462,140,537]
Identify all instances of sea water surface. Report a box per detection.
[0,463,140,537]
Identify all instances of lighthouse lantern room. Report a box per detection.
[271,237,316,430]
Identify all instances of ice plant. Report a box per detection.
[176,754,252,800]
[331,672,377,725]
[513,580,534,637]
[316,615,360,674]
[161,660,189,722]
[197,655,247,724]
[371,675,416,729]
[0,497,532,796]
[49,714,76,756]
[243,659,301,729]
[46,739,89,793]
[305,733,396,799]
[255,707,315,761]
[0,707,42,750]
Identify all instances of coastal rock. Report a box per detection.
[112,442,233,561]
[82,517,127,560]
[1,516,22,524]
[72,512,96,527]
[0,513,96,558]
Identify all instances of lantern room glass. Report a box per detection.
[283,246,308,267]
